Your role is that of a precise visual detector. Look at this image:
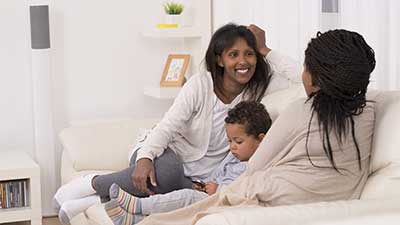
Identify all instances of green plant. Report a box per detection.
[163,2,184,15]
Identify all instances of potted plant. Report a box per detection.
[164,2,184,15]
[163,2,184,27]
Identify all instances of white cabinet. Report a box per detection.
[142,0,212,99]
[0,151,42,225]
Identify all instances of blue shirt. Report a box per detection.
[205,152,247,190]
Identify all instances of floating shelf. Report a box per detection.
[141,27,202,38]
[143,85,181,99]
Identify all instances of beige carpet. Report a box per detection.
[43,217,62,225]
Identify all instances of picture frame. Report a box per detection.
[160,54,190,87]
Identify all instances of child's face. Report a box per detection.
[225,123,264,161]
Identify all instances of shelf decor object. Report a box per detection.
[142,0,211,100]
[160,54,190,87]
[162,1,184,28]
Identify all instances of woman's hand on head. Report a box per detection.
[247,24,271,57]
[132,158,157,195]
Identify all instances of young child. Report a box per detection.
[105,101,272,225]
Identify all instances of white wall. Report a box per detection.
[0,1,34,154]
[51,0,186,126]
[0,0,193,215]
[212,0,320,63]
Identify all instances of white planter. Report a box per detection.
[164,14,183,27]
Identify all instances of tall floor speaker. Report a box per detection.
[30,3,57,216]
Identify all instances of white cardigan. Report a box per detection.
[136,51,302,162]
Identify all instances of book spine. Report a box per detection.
[0,183,2,208]
[24,180,28,207]
[6,182,9,208]
[26,180,30,207]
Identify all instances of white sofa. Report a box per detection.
[59,86,400,225]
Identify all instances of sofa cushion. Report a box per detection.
[367,91,400,173]
[195,199,400,225]
[261,85,306,121]
[61,149,115,184]
[361,90,400,199]
[59,118,159,171]
[86,203,114,225]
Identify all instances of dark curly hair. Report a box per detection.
[205,23,272,102]
[225,101,272,137]
[304,29,376,172]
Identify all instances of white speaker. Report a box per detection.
[30,2,57,216]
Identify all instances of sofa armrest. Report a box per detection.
[60,149,114,184]
[59,118,159,172]
[195,198,400,225]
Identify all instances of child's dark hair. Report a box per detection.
[205,23,272,102]
[304,30,376,172]
[225,101,272,137]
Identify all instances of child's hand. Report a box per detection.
[205,182,218,195]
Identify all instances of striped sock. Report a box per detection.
[105,200,144,225]
[109,183,141,214]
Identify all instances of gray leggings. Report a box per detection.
[93,148,193,198]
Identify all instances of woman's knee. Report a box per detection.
[152,148,186,193]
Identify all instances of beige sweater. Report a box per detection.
[137,98,375,225]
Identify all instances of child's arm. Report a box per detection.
[215,160,247,187]
[207,154,247,193]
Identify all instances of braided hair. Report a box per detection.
[304,29,376,172]
[205,23,271,102]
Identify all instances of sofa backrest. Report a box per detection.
[360,90,400,199]
[59,86,307,172]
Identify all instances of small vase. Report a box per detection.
[164,14,182,27]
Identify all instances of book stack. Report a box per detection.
[0,179,30,209]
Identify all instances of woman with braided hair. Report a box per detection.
[302,30,376,173]
[132,28,376,225]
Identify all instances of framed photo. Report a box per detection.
[160,54,190,87]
